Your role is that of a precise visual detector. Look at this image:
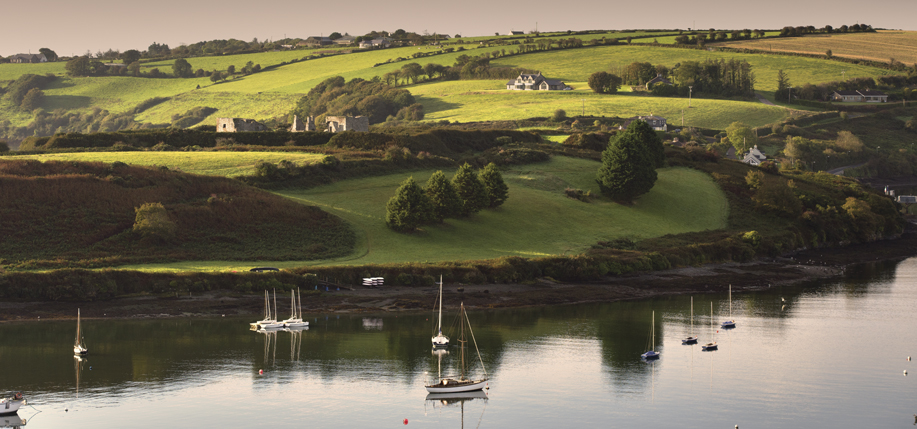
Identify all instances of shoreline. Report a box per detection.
[3,230,917,323]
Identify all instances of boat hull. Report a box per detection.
[682,336,698,345]
[282,319,309,328]
[702,343,718,351]
[425,379,487,393]
[641,351,660,360]
[0,399,23,415]
[721,321,736,329]
[74,346,88,355]
[432,334,449,348]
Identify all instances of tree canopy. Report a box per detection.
[385,177,432,232]
[425,171,462,223]
[596,121,659,202]
[290,76,420,125]
[452,163,489,216]
[587,71,622,94]
[725,122,757,154]
[480,163,509,208]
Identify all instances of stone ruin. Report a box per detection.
[216,118,267,132]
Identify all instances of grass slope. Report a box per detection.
[712,30,917,66]
[410,80,789,129]
[13,152,325,177]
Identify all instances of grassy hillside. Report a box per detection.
[13,152,325,177]
[411,80,789,129]
[712,30,917,65]
[0,159,355,269]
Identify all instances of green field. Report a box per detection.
[14,151,324,176]
[712,30,917,65]
[117,156,729,271]
[411,80,789,129]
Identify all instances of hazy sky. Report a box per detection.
[2,0,914,56]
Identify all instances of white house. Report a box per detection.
[505,72,566,90]
[742,145,767,166]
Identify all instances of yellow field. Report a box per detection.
[712,30,917,65]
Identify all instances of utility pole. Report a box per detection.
[688,86,693,108]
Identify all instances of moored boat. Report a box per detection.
[74,309,88,355]
[0,392,24,416]
[425,303,488,394]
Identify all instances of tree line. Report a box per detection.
[591,59,755,97]
[289,76,424,125]
[386,163,508,232]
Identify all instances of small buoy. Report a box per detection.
[65,409,68,412]
[905,370,908,375]
[259,369,263,375]
[403,418,409,425]
[89,366,92,370]
[222,314,225,317]
[909,356,912,361]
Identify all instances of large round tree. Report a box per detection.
[596,123,658,202]
[386,177,432,232]
[425,171,461,223]
[625,120,665,168]
[480,163,509,208]
[452,163,489,217]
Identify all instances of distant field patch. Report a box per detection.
[14,152,324,177]
[712,30,917,66]
[412,80,789,129]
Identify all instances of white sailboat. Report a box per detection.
[432,276,449,348]
[702,302,718,351]
[250,290,283,330]
[682,297,698,344]
[281,288,309,328]
[641,311,660,360]
[721,284,736,329]
[73,309,88,355]
[425,303,488,393]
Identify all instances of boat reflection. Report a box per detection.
[0,414,26,428]
[424,390,488,428]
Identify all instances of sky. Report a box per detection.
[2,0,915,56]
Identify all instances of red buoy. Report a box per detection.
[403,418,409,425]
[259,369,263,375]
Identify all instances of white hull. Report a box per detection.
[425,379,487,393]
[260,322,284,330]
[432,334,449,348]
[282,319,309,328]
[74,345,88,355]
[0,399,23,415]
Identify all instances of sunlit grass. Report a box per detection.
[120,156,728,271]
[14,151,324,177]
[712,30,917,66]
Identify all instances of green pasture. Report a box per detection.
[0,62,66,81]
[119,157,729,271]
[651,32,781,44]
[491,45,892,91]
[410,80,789,129]
[134,91,301,125]
[14,151,324,177]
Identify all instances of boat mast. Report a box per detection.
[460,302,466,380]
[291,290,296,319]
[75,308,80,347]
[729,285,732,320]
[651,311,655,351]
[437,276,443,335]
[297,288,303,320]
[273,289,278,321]
[691,297,694,337]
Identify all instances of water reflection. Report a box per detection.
[424,390,488,429]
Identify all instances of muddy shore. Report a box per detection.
[4,229,917,323]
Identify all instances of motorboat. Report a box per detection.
[0,393,24,416]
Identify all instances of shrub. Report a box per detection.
[132,202,176,242]
[553,109,567,122]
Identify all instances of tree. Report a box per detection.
[329,32,343,40]
[172,58,193,78]
[784,136,820,166]
[0,141,9,153]
[587,71,622,94]
[38,48,58,62]
[385,177,433,232]
[553,109,567,122]
[19,88,44,111]
[596,122,658,202]
[452,163,489,216]
[776,69,791,101]
[65,56,91,76]
[133,202,176,242]
[425,171,462,222]
[400,62,423,84]
[480,163,509,208]
[210,70,221,83]
[127,61,141,76]
[725,122,757,154]
[121,49,141,64]
[227,65,236,75]
[836,131,864,152]
[626,120,665,168]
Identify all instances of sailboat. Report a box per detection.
[425,303,488,393]
[702,302,718,351]
[682,297,698,344]
[641,311,660,360]
[251,290,284,330]
[432,276,449,348]
[281,288,309,328]
[721,284,736,329]
[73,309,88,355]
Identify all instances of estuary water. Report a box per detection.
[3,258,917,428]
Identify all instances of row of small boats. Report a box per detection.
[643,285,737,360]
[250,289,309,330]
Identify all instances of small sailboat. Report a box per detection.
[425,303,488,393]
[641,311,660,360]
[281,288,309,329]
[0,392,24,416]
[702,302,718,351]
[721,284,736,329]
[74,309,88,355]
[250,290,283,330]
[432,276,449,348]
[682,297,698,345]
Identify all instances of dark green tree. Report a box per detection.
[480,163,509,208]
[596,124,658,202]
[210,70,221,83]
[425,171,461,222]
[121,49,141,64]
[625,120,665,168]
[65,56,90,76]
[227,65,236,75]
[386,177,433,232]
[452,163,489,216]
[172,58,193,78]
[20,88,44,111]
[127,61,141,76]
[38,48,58,62]
[776,69,790,101]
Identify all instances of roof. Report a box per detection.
[833,90,860,96]
[543,79,565,85]
[646,75,673,86]
[858,90,887,96]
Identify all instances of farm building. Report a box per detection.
[509,30,525,35]
[645,74,673,88]
[506,72,566,91]
[325,116,369,132]
[620,115,668,132]
[333,35,356,45]
[742,145,767,166]
[289,115,316,132]
[216,118,267,132]
[9,53,47,63]
[829,90,888,103]
[299,37,332,47]
[359,38,392,49]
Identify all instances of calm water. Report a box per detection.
[3,258,917,428]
